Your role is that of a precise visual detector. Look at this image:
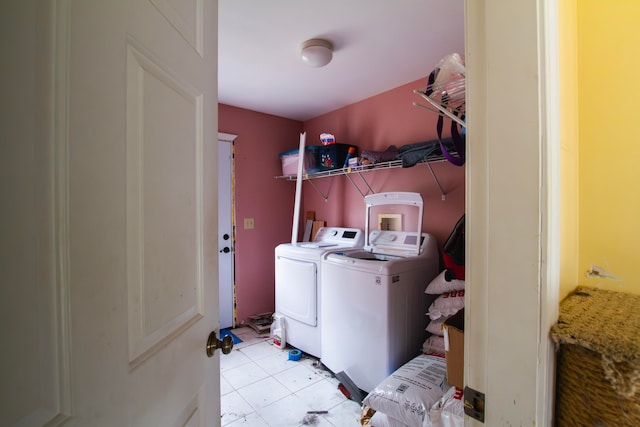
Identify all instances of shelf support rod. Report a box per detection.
[306,178,328,202]
[426,163,446,200]
[356,171,375,195]
[344,172,368,198]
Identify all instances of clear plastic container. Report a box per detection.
[271,313,287,349]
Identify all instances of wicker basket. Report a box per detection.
[551,286,640,426]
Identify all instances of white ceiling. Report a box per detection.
[218,1,465,122]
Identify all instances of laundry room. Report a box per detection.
[218,11,466,331]
[9,0,640,425]
[220,85,467,422]
[218,2,467,424]
[215,0,640,426]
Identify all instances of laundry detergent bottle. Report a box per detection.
[271,313,287,349]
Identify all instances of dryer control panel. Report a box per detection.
[299,227,364,248]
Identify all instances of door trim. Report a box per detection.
[218,132,237,328]
[537,1,561,424]
[464,0,560,424]
[218,132,237,142]
[53,0,72,421]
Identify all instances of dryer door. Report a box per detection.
[275,256,317,326]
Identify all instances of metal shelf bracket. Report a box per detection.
[306,178,328,202]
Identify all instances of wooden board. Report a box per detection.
[311,220,325,241]
[302,211,315,242]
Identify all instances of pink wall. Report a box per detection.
[219,77,465,325]
[218,104,303,326]
[303,77,465,248]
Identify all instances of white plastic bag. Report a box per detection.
[428,386,464,427]
[362,354,449,427]
[426,316,451,337]
[370,410,412,427]
[427,290,465,320]
[424,270,465,295]
[422,335,445,355]
[427,53,465,111]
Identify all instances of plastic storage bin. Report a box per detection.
[279,147,319,176]
[307,143,357,172]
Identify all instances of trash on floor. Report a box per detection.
[335,371,364,404]
[247,312,272,333]
[301,410,328,425]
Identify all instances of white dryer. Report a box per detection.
[275,227,364,358]
[320,192,439,393]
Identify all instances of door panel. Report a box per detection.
[126,39,205,367]
[0,1,220,425]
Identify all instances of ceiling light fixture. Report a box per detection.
[300,38,333,68]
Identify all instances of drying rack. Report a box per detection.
[412,54,466,128]
[412,89,466,128]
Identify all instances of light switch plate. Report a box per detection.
[244,218,254,229]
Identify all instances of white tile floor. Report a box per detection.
[220,326,363,426]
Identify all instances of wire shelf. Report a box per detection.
[274,155,451,181]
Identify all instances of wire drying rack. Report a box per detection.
[412,56,466,128]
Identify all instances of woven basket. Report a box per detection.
[551,286,640,426]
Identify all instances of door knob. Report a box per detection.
[220,247,230,253]
[206,331,233,356]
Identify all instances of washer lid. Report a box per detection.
[363,192,424,256]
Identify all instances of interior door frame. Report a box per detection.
[218,132,237,329]
[464,0,560,425]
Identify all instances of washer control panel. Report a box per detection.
[366,230,426,256]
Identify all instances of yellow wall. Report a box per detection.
[575,1,640,294]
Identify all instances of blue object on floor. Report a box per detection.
[220,328,242,344]
[288,349,302,361]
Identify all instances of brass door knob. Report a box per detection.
[206,331,234,357]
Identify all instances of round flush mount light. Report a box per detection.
[301,38,333,68]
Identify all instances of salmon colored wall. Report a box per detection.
[558,0,579,300]
[302,78,465,247]
[577,1,640,295]
[219,77,466,325]
[218,104,303,326]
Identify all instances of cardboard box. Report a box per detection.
[442,309,464,389]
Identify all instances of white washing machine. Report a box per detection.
[275,227,364,358]
[320,192,439,393]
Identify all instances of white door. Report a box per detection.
[218,134,236,329]
[0,1,222,426]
